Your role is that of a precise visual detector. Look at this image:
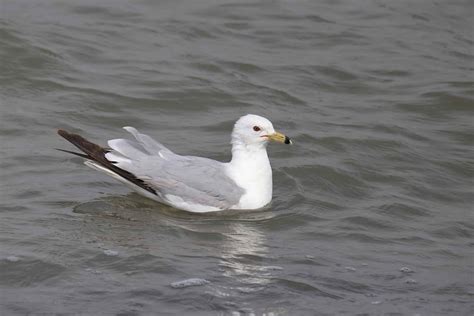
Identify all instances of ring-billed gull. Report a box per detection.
[57,114,292,213]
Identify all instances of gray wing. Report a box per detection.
[105,127,244,209]
[122,126,172,155]
[143,155,244,209]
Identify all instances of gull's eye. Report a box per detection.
[253,126,261,132]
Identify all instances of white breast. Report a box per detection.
[225,149,273,210]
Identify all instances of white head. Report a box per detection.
[231,114,292,149]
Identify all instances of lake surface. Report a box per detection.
[1,0,473,315]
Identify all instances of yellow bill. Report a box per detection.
[267,131,292,145]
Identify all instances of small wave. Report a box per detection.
[340,215,396,230]
[0,259,66,287]
[378,202,432,219]
[170,278,210,289]
[272,278,342,299]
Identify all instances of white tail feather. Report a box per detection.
[104,152,132,167]
[123,126,172,155]
[107,139,148,159]
[83,160,164,203]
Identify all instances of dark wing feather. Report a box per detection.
[57,129,157,195]
[55,148,90,159]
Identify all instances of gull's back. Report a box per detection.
[102,127,245,212]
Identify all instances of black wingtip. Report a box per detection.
[57,129,68,137]
[56,128,158,196]
[55,148,90,159]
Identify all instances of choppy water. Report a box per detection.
[1,0,473,315]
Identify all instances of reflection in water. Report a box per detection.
[219,222,272,287]
[159,203,277,290]
[73,193,279,294]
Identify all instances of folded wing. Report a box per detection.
[105,127,244,211]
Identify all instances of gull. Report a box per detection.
[57,114,292,213]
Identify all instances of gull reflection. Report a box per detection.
[74,194,279,291]
[219,222,272,287]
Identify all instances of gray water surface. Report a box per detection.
[1,0,473,315]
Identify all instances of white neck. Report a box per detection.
[226,139,273,209]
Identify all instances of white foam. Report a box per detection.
[263,265,283,271]
[170,278,210,289]
[6,256,20,262]
[103,250,119,256]
[400,266,414,273]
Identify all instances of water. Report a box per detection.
[1,0,473,315]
